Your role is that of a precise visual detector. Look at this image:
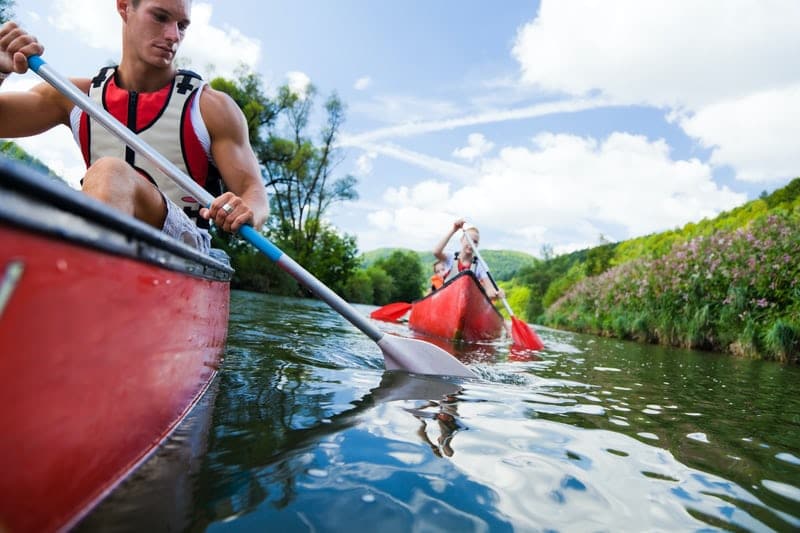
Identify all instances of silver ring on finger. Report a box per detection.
[222,203,234,214]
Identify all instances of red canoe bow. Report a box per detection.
[408,271,505,343]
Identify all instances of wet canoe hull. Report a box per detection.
[0,158,232,533]
[408,270,504,342]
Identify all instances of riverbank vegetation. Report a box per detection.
[530,180,800,362]
[545,207,799,362]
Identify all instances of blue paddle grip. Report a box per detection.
[238,224,283,262]
[28,54,44,71]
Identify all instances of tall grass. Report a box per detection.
[545,209,800,362]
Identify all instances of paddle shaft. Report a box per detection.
[461,228,516,317]
[29,55,385,344]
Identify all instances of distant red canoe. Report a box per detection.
[0,158,232,533]
[408,270,505,343]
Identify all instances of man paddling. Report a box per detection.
[0,0,268,255]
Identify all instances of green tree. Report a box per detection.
[210,72,360,295]
[762,177,800,209]
[516,248,589,321]
[585,235,616,276]
[0,0,14,24]
[374,250,424,303]
[298,221,359,295]
[210,228,298,294]
[1,141,63,181]
[342,269,373,304]
[367,266,394,305]
[261,85,358,268]
[211,70,286,154]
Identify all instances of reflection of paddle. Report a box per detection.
[461,228,545,351]
[30,55,474,378]
[267,370,464,464]
[370,302,412,322]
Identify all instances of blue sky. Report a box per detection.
[4,1,799,256]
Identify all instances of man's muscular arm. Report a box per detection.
[0,21,85,138]
[199,86,269,234]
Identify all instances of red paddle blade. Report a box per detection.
[510,317,544,351]
[370,302,413,322]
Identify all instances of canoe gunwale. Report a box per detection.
[412,270,500,312]
[0,157,232,282]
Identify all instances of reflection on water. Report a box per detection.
[83,291,800,532]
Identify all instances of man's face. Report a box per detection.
[124,0,191,68]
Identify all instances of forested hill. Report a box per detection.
[361,248,537,282]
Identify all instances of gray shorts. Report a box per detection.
[162,196,211,254]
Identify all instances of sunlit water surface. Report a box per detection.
[80,290,800,532]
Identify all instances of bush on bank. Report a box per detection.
[545,208,800,363]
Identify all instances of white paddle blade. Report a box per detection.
[378,334,475,378]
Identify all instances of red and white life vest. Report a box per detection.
[72,66,222,227]
[454,251,477,272]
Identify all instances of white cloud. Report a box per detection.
[353,181,460,251]
[383,180,451,211]
[366,209,393,231]
[49,0,121,51]
[364,204,456,251]
[677,85,800,183]
[355,151,377,176]
[471,132,742,233]
[354,76,372,91]
[512,0,800,183]
[360,132,745,254]
[356,142,478,183]
[180,4,261,78]
[342,96,610,146]
[286,71,312,100]
[513,0,800,108]
[349,94,462,125]
[452,133,495,161]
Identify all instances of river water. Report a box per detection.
[81,290,800,532]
